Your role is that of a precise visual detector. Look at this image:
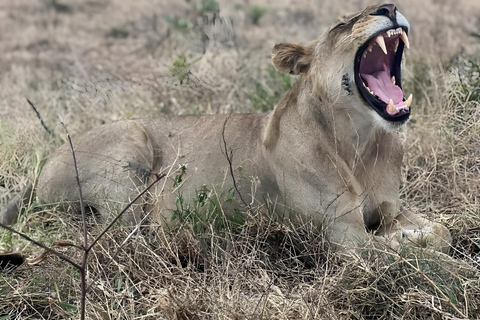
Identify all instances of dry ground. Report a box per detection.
[1,0,480,319]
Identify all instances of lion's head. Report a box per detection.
[272,3,411,129]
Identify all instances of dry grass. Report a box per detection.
[1,0,480,319]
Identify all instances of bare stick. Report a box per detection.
[0,222,81,269]
[86,209,154,292]
[27,99,54,138]
[87,173,165,251]
[59,119,164,319]
[60,121,88,249]
[58,120,90,320]
[221,115,250,210]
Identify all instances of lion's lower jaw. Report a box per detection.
[370,109,408,133]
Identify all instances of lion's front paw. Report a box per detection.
[401,224,451,253]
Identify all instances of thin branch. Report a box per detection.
[59,119,90,320]
[221,115,250,210]
[87,173,165,251]
[60,120,89,250]
[27,99,55,138]
[85,209,155,292]
[59,115,165,319]
[0,222,81,269]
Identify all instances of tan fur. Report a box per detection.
[37,4,451,253]
[272,43,314,75]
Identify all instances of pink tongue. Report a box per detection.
[361,70,403,105]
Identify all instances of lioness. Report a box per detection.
[36,4,451,252]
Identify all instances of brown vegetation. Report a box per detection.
[1,0,480,319]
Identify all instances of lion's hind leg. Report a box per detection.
[37,120,156,223]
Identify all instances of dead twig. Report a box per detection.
[0,222,81,269]
[27,99,55,138]
[221,115,250,211]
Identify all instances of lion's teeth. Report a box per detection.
[400,30,410,49]
[391,76,396,85]
[388,99,396,114]
[363,83,373,94]
[387,28,402,37]
[367,42,373,52]
[404,94,413,108]
[375,35,387,55]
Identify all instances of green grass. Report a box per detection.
[251,66,294,112]
[107,26,129,39]
[250,5,268,25]
[452,58,480,102]
[199,0,219,13]
[169,55,202,85]
[163,16,188,31]
[170,164,245,242]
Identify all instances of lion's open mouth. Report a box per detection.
[354,27,411,123]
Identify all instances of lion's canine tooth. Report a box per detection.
[375,35,387,55]
[388,99,396,114]
[400,30,410,49]
[404,94,413,107]
[391,76,396,85]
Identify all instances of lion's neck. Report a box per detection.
[297,80,377,164]
[263,77,379,168]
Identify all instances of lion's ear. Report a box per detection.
[272,43,313,75]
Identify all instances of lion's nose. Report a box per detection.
[373,3,397,22]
